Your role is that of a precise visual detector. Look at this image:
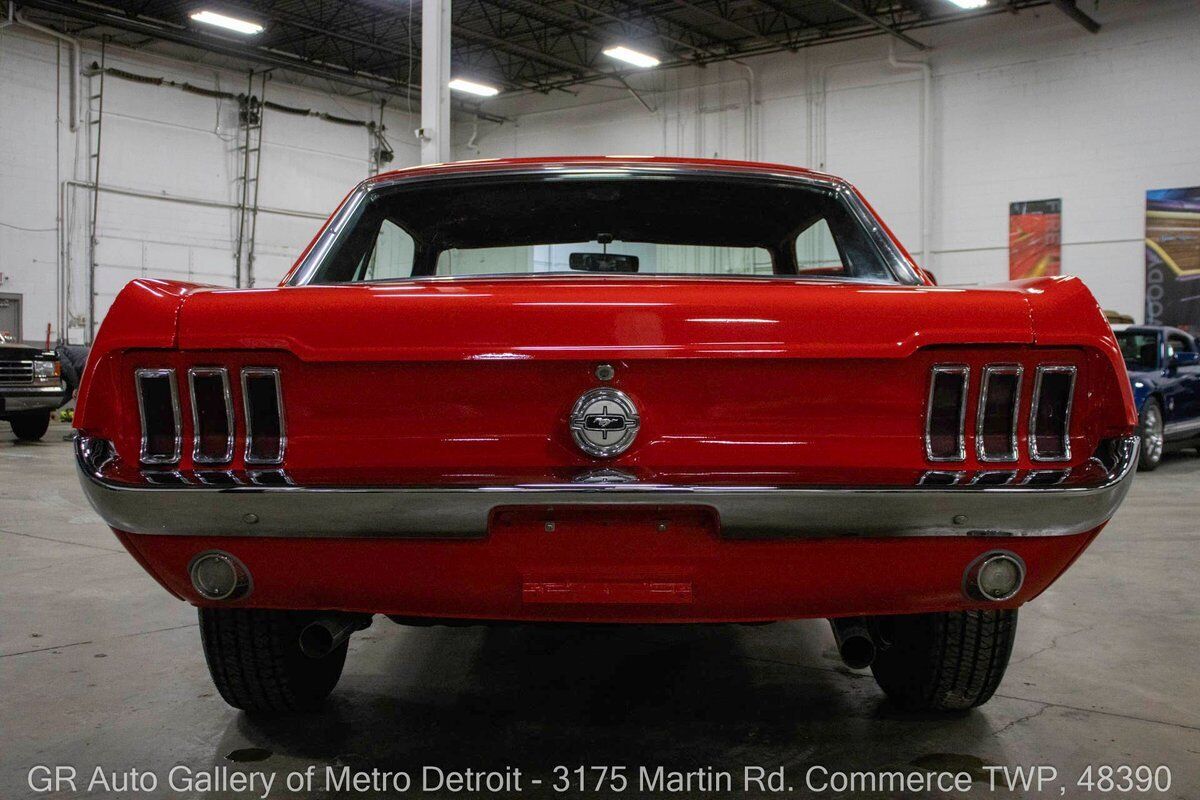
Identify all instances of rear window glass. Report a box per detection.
[303,173,915,284]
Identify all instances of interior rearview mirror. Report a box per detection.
[569,252,639,273]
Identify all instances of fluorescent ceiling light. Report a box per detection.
[945,0,988,8]
[448,78,500,97]
[602,46,660,69]
[189,10,264,34]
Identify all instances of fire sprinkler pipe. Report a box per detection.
[13,7,80,131]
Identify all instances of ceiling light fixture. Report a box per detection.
[945,0,988,8]
[448,78,500,97]
[602,46,660,69]
[189,10,265,34]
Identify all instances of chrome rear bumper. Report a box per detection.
[75,435,1138,540]
[1,384,68,414]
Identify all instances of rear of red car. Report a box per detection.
[73,158,1137,712]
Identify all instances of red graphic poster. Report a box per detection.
[1009,199,1062,280]
[1145,186,1200,330]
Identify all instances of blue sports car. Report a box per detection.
[1112,325,1200,470]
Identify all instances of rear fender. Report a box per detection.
[74,279,211,431]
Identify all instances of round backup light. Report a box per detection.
[965,551,1025,602]
[189,551,251,600]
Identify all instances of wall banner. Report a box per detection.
[1008,199,1062,281]
[1145,187,1200,331]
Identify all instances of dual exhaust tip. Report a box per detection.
[188,551,369,659]
[831,550,1025,670]
[188,546,1024,669]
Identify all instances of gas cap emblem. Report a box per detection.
[569,388,640,458]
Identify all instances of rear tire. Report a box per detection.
[199,608,348,712]
[869,609,1017,711]
[1137,398,1164,472]
[10,412,51,442]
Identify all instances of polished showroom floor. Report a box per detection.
[3,421,1198,799]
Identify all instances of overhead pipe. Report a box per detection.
[812,45,932,271]
[13,7,79,131]
[887,40,933,271]
[732,59,758,161]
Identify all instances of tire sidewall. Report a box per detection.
[1138,398,1163,471]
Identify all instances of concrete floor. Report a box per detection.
[2,420,1198,800]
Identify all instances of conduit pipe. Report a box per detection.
[814,56,880,173]
[732,60,758,161]
[887,40,932,271]
[14,8,79,131]
[812,45,932,271]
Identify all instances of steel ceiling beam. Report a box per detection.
[821,0,929,51]
[558,0,730,59]
[13,0,509,122]
[1049,0,1100,33]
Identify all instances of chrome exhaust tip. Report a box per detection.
[829,617,877,670]
[298,613,371,659]
[965,551,1026,602]
[188,551,250,601]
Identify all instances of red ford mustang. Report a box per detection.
[74,157,1138,713]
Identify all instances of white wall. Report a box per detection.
[0,29,422,344]
[1,0,1198,343]
[473,0,1200,315]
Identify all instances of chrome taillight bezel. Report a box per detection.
[1029,365,1076,462]
[925,364,970,462]
[188,367,235,464]
[135,367,182,465]
[241,367,286,465]
[976,364,1023,463]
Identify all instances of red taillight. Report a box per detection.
[188,367,234,463]
[242,367,285,464]
[977,365,1022,462]
[1030,366,1076,461]
[925,365,968,461]
[135,368,181,465]
[925,360,1075,464]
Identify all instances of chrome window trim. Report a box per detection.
[134,368,181,466]
[241,367,286,465]
[288,165,923,287]
[1029,365,1076,462]
[188,367,235,464]
[925,364,970,462]
[976,364,1023,463]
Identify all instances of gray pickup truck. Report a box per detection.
[0,336,68,441]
